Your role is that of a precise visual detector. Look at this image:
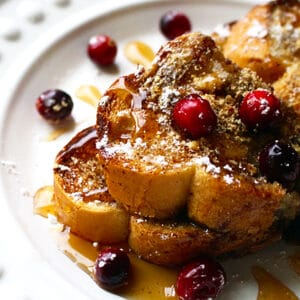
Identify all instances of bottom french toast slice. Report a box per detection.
[129,215,281,266]
[53,126,129,243]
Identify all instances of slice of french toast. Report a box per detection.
[97,31,300,247]
[212,0,300,142]
[128,215,281,266]
[53,126,129,243]
[215,0,300,83]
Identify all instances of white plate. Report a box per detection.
[0,0,299,299]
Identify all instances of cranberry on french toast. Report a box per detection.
[96,32,300,252]
[53,126,129,243]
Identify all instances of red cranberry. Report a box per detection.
[239,89,281,130]
[35,89,73,121]
[176,257,226,300]
[94,247,130,290]
[87,35,117,66]
[172,94,217,139]
[259,140,300,187]
[160,11,191,40]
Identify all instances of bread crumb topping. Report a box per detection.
[97,32,299,182]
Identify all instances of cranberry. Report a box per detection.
[172,94,217,139]
[160,11,191,40]
[259,140,300,187]
[35,89,73,121]
[87,35,117,66]
[176,257,226,300]
[94,247,130,290]
[239,90,281,130]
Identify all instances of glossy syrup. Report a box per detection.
[75,84,101,107]
[33,185,56,217]
[34,191,300,300]
[54,229,178,300]
[124,41,155,68]
[107,76,160,138]
[252,266,298,300]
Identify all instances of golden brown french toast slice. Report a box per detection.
[53,126,129,243]
[128,215,281,266]
[97,31,300,247]
[218,0,300,83]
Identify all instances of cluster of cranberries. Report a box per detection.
[171,90,299,188]
[86,10,191,67]
[36,11,192,120]
[94,247,226,300]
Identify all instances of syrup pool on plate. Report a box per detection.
[75,85,102,108]
[33,186,178,299]
[34,185,300,300]
[252,266,298,300]
[124,41,155,69]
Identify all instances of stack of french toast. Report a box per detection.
[53,0,300,266]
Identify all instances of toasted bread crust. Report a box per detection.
[129,216,281,266]
[97,33,280,221]
[189,165,285,233]
[97,32,299,236]
[54,127,129,243]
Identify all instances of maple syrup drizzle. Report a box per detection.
[47,117,76,141]
[252,266,298,300]
[47,127,70,141]
[34,186,300,300]
[124,41,155,69]
[75,85,102,107]
[56,126,97,160]
[54,229,178,299]
[33,185,56,217]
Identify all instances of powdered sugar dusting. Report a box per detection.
[246,20,268,38]
[214,23,231,38]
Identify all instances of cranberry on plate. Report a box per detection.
[176,256,226,300]
[160,11,191,40]
[172,94,217,139]
[87,34,117,66]
[35,89,73,121]
[239,89,281,130]
[94,247,130,290]
[259,140,300,187]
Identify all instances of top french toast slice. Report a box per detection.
[96,32,300,242]
[216,0,300,83]
[53,126,129,243]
